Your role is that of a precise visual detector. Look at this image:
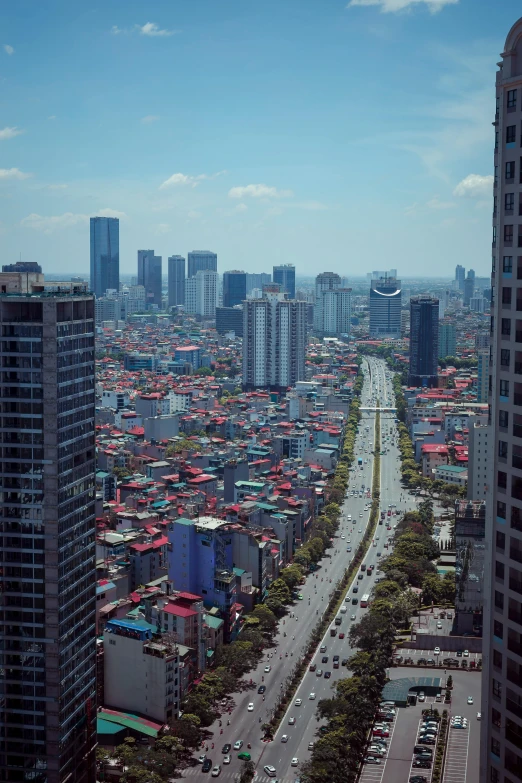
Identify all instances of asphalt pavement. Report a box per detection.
[185,358,419,782]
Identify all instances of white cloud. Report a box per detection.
[156,223,171,234]
[46,183,68,190]
[159,170,226,190]
[228,183,294,199]
[141,115,160,124]
[347,0,457,13]
[111,25,123,35]
[0,127,24,141]
[426,197,455,209]
[138,22,175,37]
[235,203,248,213]
[453,173,493,198]
[3,44,14,55]
[97,207,127,219]
[20,212,88,233]
[47,115,56,120]
[187,210,202,220]
[0,167,31,180]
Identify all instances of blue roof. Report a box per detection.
[97,581,116,595]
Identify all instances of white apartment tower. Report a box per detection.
[184,270,218,318]
[242,289,307,390]
[482,17,522,783]
[314,272,352,336]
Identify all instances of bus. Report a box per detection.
[360,594,370,608]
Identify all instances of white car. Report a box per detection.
[288,716,296,725]
[211,765,221,777]
[264,765,277,777]
[291,758,299,767]
[351,614,356,620]
[467,696,473,704]
[436,622,442,629]
[198,754,207,764]
[264,665,271,673]
[223,755,231,765]
[295,698,302,706]
[418,692,425,702]
[434,647,440,655]
[341,535,345,540]
[464,650,469,657]
[233,740,243,750]
[309,692,316,700]
[477,712,482,720]
[247,703,254,712]
[281,734,289,743]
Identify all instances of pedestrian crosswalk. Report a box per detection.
[179,768,298,783]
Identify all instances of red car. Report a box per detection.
[339,632,345,639]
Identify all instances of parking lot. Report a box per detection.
[359,710,400,783]
[395,648,481,671]
[443,722,469,783]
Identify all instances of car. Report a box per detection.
[456,650,463,657]
[409,777,429,783]
[368,746,386,757]
[413,760,431,769]
[353,586,359,594]
[211,765,221,777]
[247,703,254,712]
[309,663,316,671]
[281,734,289,743]
[434,647,441,655]
[418,658,427,665]
[264,765,277,777]
[202,759,212,773]
[298,594,303,600]
[364,756,382,764]
[289,717,296,725]
[426,658,435,666]
[324,671,331,679]
[237,753,251,761]
[233,741,243,751]
[198,754,207,764]
[291,758,299,767]
[316,669,323,677]
[436,622,442,629]
[463,649,469,656]
[477,712,482,720]
[359,529,362,533]
[339,632,345,639]
[295,698,302,706]
[467,696,474,704]
[414,746,432,755]
[223,755,231,765]
[258,685,266,694]
[309,692,316,700]
[320,645,327,653]
[264,665,271,673]
[417,692,425,702]
[221,744,231,754]
[342,658,349,666]
[322,656,328,664]
[417,737,436,745]
[341,535,345,540]
[346,547,352,552]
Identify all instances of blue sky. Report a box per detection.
[0,0,518,278]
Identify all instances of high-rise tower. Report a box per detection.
[408,296,439,387]
[222,270,247,308]
[369,276,402,338]
[168,255,185,307]
[273,264,296,299]
[187,251,217,278]
[90,216,119,297]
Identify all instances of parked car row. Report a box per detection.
[365,702,396,764]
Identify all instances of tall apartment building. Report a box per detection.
[314,288,352,337]
[90,216,119,298]
[222,270,247,308]
[455,264,466,291]
[215,306,244,336]
[438,321,456,359]
[242,290,307,390]
[369,276,402,338]
[408,296,439,388]
[137,249,162,307]
[477,349,490,404]
[0,273,96,782]
[464,271,475,306]
[246,272,271,295]
[168,255,185,307]
[2,261,42,274]
[273,264,296,299]
[482,18,522,783]
[187,250,217,278]
[467,416,491,501]
[185,270,218,318]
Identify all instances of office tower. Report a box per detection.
[315,289,352,337]
[215,306,244,336]
[222,270,247,308]
[168,255,185,307]
[246,273,271,295]
[90,216,119,298]
[455,264,466,291]
[367,269,397,281]
[464,271,475,306]
[2,261,42,273]
[273,264,296,299]
[185,270,218,318]
[187,250,217,278]
[242,290,307,390]
[0,273,96,782]
[137,249,162,307]
[438,321,456,359]
[369,276,402,338]
[408,296,439,387]
[477,349,489,404]
[482,21,522,782]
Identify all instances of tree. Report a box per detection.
[280,564,303,590]
[265,595,285,616]
[250,604,277,632]
[267,578,291,604]
[182,692,215,727]
[239,759,256,783]
[195,366,213,376]
[293,548,311,568]
[168,714,202,748]
[421,574,442,605]
[122,767,163,783]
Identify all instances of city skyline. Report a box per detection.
[1,0,518,276]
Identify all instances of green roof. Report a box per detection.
[98,712,159,738]
[175,517,194,526]
[97,717,125,735]
[436,465,467,473]
[205,614,224,630]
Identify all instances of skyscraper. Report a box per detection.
[482,18,522,783]
[222,270,247,308]
[0,272,96,782]
[315,289,352,337]
[187,250,217,278]
[90,216,119,298]
[408,296,439,387]
[464,271,475,306]
[455,264,466,291]
[438,321,456,359]
[185,270,218,318]
[137,250,162,307]
[273,264,296,299]
[246,273,271,295]
[242,290,307,390]
[369,276,402,338]
[168,255,185,307]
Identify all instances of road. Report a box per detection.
[185,358,418,782]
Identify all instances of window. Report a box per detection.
[508,89,517,109]
[500,410,509,428]
[499,470,508,489]
[494,649,503,670]
[504,289,513,306]
[490,768,500,783]
[500,441,509,458]
[507,193,515,211]
[507,161,516,181]
[505,256,514,273]
[497,531,507,550]
[502,349,511,365]
[493,226,497,245]
[496,560,506,580]
[493,678,502,698]
[493,707,503,728]
[506,224,515,243]
[508,126,517,144]
[494,620,504,639]
[491,738,501,757]
[496,589,505,609]
[502,318,512,335]
[501,379,510,397]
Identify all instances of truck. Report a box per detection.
[358,457,363,467]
